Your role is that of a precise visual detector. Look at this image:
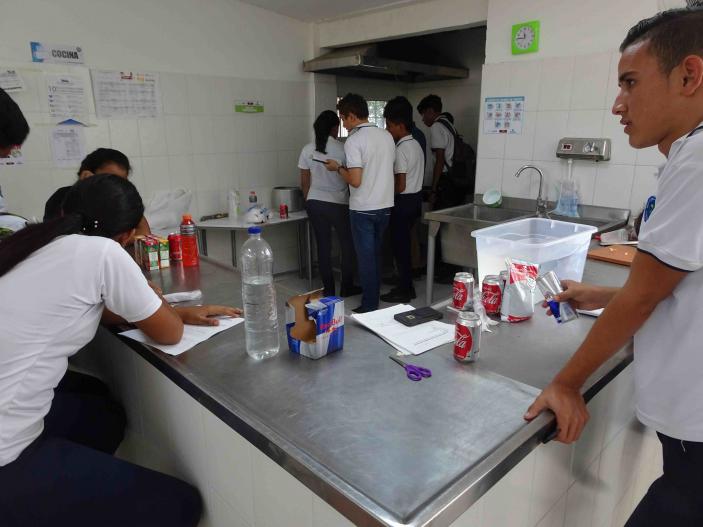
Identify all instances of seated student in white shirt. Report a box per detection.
[380,97,424,304]
[299,110,360,298]
[324,93,396,313]
[523,7,703,526]
[0,174,240,527]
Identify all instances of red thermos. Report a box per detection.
[180,214,199,267]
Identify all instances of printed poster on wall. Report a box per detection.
[30,42,84,65]
[50,126,86,168]
[0,145,24,166]
[0,69,25,92]
[483,96,524,135]
[45,74,88,122]
[91,70,161,119]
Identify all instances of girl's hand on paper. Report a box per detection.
[175,305,242,326]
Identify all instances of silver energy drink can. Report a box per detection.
[536,270,578,324]
[454,311,482,362]
[453,272,475,310]
[499,270,509,293]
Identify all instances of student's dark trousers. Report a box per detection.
[350,208,392,310]
[390,192,422,292]
[0,370,202,527]
[625,432,703,526]
[306,199,356,296]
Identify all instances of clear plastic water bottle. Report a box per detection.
[240,226,279,360]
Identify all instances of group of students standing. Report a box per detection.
[299,92,465,313]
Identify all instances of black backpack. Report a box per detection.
[437,117,476,195]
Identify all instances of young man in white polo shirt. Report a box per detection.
[380,96,424,303]
[325,93,395,313]
[523,8,703,525]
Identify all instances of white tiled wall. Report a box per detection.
[476,51,663,215]
[2,64,313,271]
[80,327,661,527]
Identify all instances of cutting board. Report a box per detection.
[587,245,636,266]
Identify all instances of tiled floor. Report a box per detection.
[275,272,454,315]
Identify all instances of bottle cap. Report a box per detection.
[182,214,192,221]
[248,226,262,234]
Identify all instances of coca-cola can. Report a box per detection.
[454,311,482,362]
[482,275,502,315]
[167,233,182,261]
[499,270,509,293]
[452,272,474,310]
[279,203,289,219]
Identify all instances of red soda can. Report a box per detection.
[168,233,182,261]
[482,275,502,315]
[454,311,482,362]
[279,203,289,219]
[452,272,474,310]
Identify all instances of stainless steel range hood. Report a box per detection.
[303,44,469,82]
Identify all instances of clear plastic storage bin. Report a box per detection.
[471,218,597,287]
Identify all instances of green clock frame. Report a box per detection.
[511,20,540,55]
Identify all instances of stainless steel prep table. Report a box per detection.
[116,257,631,527]
[196,211,313,288]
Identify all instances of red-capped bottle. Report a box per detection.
[180,214,199,267]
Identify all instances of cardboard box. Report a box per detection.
[286,293,344,360]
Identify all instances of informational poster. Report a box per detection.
[50,126,86,168]
[30,42,84,65]
[0,145,24,166]
[483,96,525,135]
[91,70,161,119]
[45,74,88,122]
[0,69,25,92]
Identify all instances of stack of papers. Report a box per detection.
[119,317,243,356]
[351,304,454,355]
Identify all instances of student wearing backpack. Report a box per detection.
[417,95,476,282]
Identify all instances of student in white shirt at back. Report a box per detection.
[380,96,424,304]
[0,174,239,527]
[324,93,395,313]
[298,110,360,298]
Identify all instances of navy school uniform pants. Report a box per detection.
[350,208,392,310]
[390,192,422,292]
[625,432,703,526]
[305,199,357,297]
[0,370,202,527]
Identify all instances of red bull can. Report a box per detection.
[454,311,482,362]
[452,272,474,310]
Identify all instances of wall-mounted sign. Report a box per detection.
[30,42,84,65]
[235,100,264,113]
[0,69,25,92]
[483,96,524,135]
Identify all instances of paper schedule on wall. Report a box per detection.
[50,126,86,168]
[0,69,25,92]
[483,96,524,135]
[45,74,88,122]
[91,70,161,119]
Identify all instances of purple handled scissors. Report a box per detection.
[389,355,432,382]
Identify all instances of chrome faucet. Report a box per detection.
[514,165,549,218]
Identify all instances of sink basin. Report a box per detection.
[442,205,532,223]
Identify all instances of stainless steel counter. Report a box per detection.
[117,257,631,527]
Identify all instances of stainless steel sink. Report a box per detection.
[423,195,631,303]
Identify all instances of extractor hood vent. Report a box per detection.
[303,44,469,82]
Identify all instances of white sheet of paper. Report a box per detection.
[46,73,88,121]
[312,151,328,163]
[0,69,25,92]
[351,304,455,355]
[119,317,243,356]
[91,70,161,119]
[50,126,86,168]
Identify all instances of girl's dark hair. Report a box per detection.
[313,110,340,154]
[0,174,144,278]
[0,88,30,149]
[78,148,131,177]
